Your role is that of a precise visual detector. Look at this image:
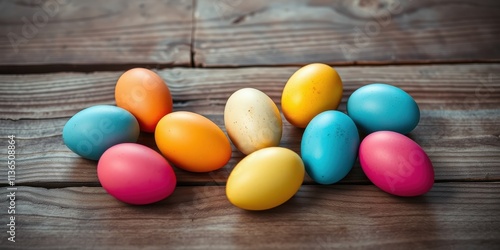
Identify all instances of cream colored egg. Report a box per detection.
[224,88,282,155]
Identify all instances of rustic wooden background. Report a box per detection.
[0,0,499,249]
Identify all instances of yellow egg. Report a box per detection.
[226,147,305,210]
[224,88,282,155]
[155,111,232,173]
[281,63,343,128]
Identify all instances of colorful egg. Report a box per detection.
[226,147,305,210]
[301,111,360,184]
[155,111,231,172]
[97,143,177,205]
[224,88,282,155]
[347,83,420,134]
[359,131,434,197]
[62,105,140,160]
[115,68,173,132]
[281,63,343,128]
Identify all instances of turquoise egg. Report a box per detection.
[347,83,420,134]
[63,105,140,160]
[301,111,360,184]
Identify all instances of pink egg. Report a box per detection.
[359,131,434,196]
[97,143,177,205]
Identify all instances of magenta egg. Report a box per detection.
[359,131,434,196]
[97,143,177,205]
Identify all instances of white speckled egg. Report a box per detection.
[224,88,282,155]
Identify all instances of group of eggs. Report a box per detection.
[63,64,434,210]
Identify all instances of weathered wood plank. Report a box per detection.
[1,183,499,249]
[0,0,193,66]
[194,0,500,66]
[0,64,499,185]
[0,109,499,186]
[1,64,498,120]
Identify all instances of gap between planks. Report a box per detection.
[1,60,500,75]
[2,179,500,190]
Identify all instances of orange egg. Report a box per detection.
[115,68,173,132]
[155,111,232,172]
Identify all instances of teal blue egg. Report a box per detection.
[347,83,420,134]
[301,111,360,184]
[63,105,140,160]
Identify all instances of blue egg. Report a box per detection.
[301,111,360,185]
[347,83,420,134]
[63,105,140,160]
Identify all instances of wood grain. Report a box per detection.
[194,0,500,66]
[0,0,193,67]
[1,183,499,249]
[0,64,499,186]
[1,1,499,249]
[0,109,499,186]
[1,64,499,120]
[2,0,499,69]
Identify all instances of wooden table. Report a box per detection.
[1,0,499,249]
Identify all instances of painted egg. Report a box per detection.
[301,111,360,184]
[115,68,173,132]
[226,147,305,210]
[97,143,177,205]
[359,131,434,197]
[62,105,140,160]
[347,83,420,134]
[155,111,231,172]
[281,63,343,128]
[224,88,282,155]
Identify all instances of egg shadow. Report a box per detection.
[136,132,159,151]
